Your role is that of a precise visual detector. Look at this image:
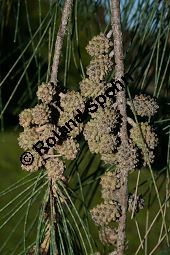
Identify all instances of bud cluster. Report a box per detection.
[128,193,144,213]
[90,200,121,226]
[130,122,158,165]
[18,82,83,186]
[81,32,120,165]
[132,94,159,117]
[90,169,121,247]
[86,33,113,57]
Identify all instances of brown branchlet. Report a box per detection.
[85,33,157,250]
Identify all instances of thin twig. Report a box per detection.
[47,1,73,253]
[111,1,129,254]
[50,0,73,85]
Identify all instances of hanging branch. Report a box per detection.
[50,0,73,85]
[48,1,73,252]
[111,1,129,254]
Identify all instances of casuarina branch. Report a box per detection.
[20,73,134,166]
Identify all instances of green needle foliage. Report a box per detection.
[0,0,170,254]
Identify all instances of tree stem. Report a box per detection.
[111,1,129,254]
[50,0,73,85]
